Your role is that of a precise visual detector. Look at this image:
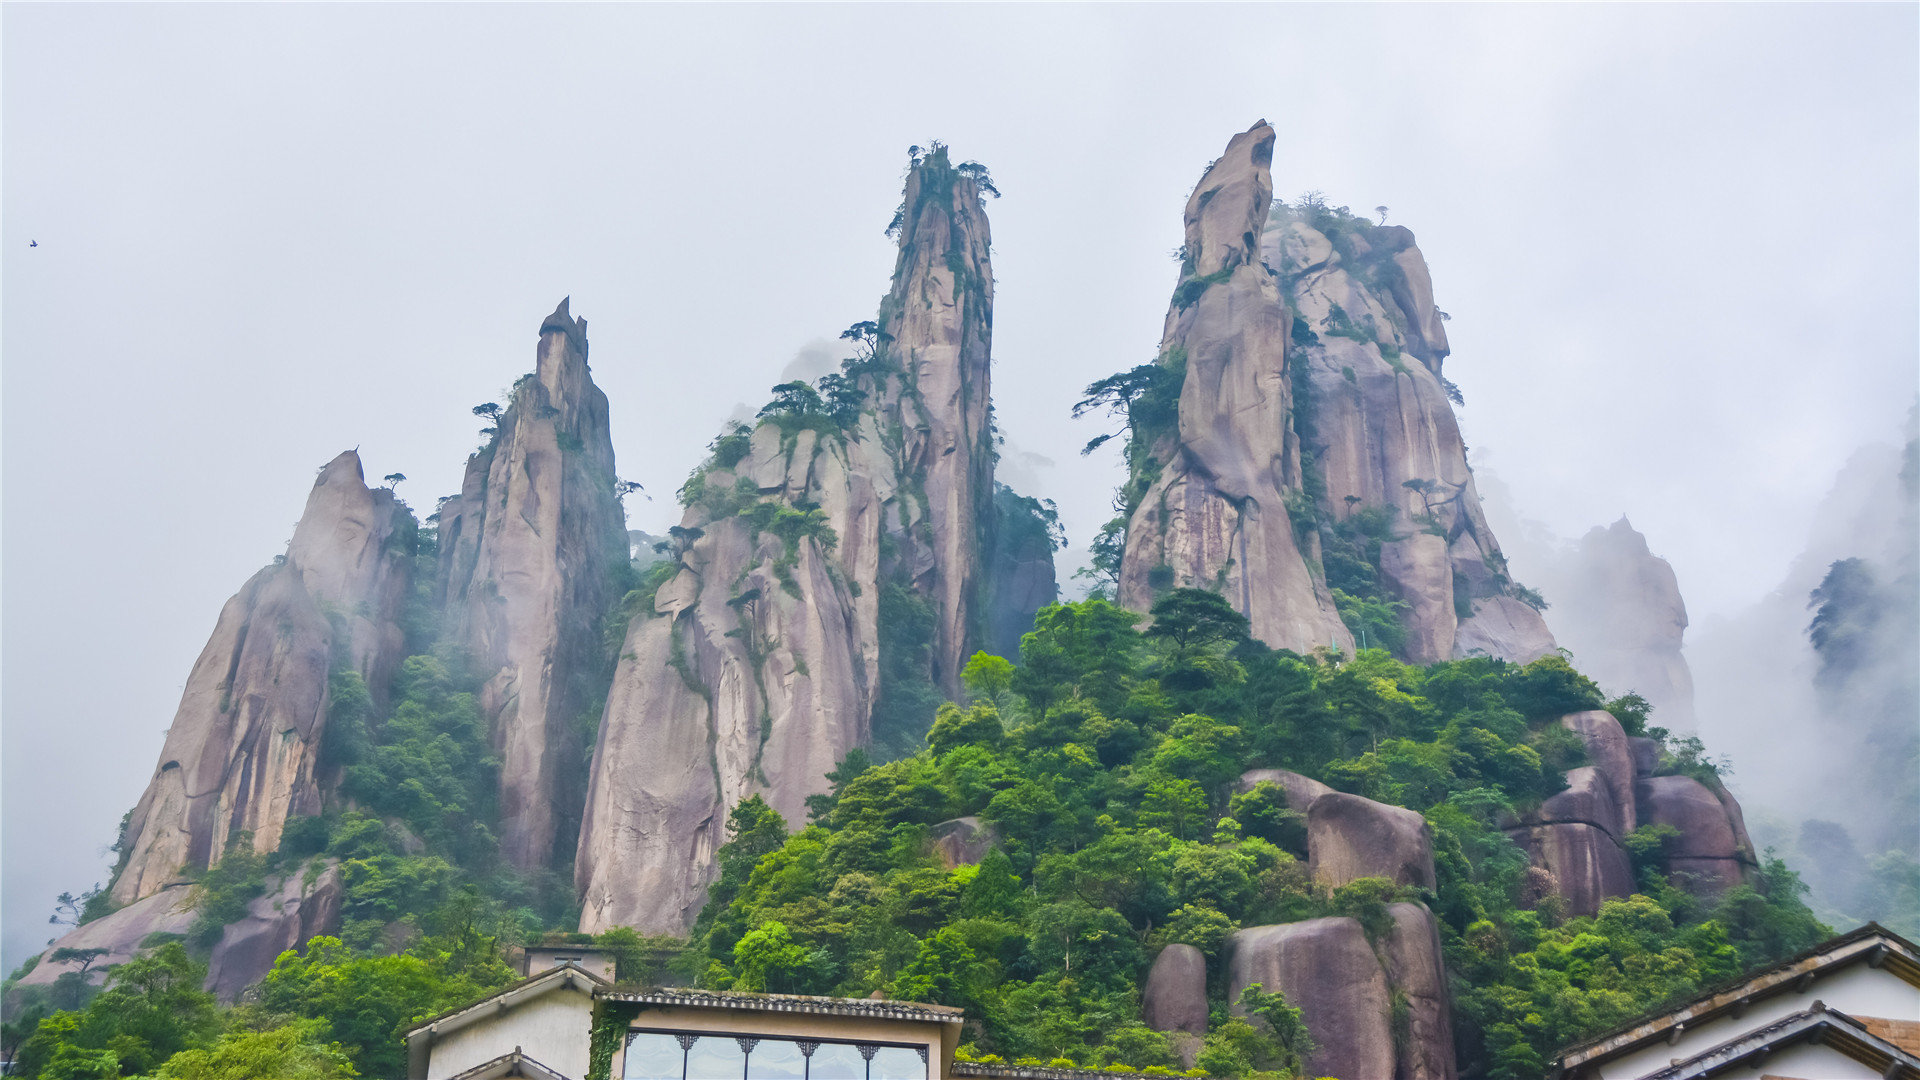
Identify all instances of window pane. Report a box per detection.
[685,1036,748,1080]
[624,1033,685,1080]
[806,1043,868,1080]
[869,1047,925,1080]
[746,1038,808,1080]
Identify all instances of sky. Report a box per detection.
[3,4,1914,971]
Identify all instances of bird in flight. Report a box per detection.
[29,240,37,248]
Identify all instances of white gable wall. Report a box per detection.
[1598,962,1920,1078]
[426,984,595,1080]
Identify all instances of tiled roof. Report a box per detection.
[1638,1003,1920,1080]
[405,963,607,1041]
[597,986,964,1024]
[1555,923,1920,1071]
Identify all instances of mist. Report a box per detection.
[5,4,1916,969]
[1690,410,1919,931]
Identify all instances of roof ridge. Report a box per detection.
[1557,923,1920,1065]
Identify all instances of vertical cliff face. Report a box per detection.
[1117,122,1353,655]
[1264,202,1555,664]
[434,298,629,871]
[111,452,411,904]
[576,147,1020,935]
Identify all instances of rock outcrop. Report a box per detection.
[1142,944,1209,1036]
[576,147,1046,935]
[1229,917,1393,1080]
[1638,775,1758,896]
[435,299,630,871]
[111,452,413,904]
[1263,194,1555,665]
[1507,710,1756,912]
[204,861,343,1001]
[1116,122,1353,655]
[1307,791,1436,890]
[10,886,197,1001]
[1227,904,1456,1080]
[1112,121,1551,663]
[929,817,999,870]
[1234,768,1333,809]
[1381,902,1459,1080]
[1531,518,1696,727]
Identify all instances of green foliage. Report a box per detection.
[14,943,220,1080]
[871,584,944,760]
[153,1020,357,1080]
[680,599,1824,1074]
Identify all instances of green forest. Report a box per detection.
[4,579,1830,1079]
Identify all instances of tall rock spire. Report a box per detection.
[1263,192,1554,663]
[1117,121,1353,654]
[576,145,1032,935]
[434,298,629,871]
[1111,121,1554,664]
[111,452,412,904]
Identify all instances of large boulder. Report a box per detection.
[1233,768,1333,810]
[1627,736,1661,779]
[1142,944,1208,1035]
[1537,766,1629,840]
[1504,823,1634,916]
[1307,792,1436,890]
[1452,597,1557,664]
[205,861,343,1001]
[928,818,999,870]
[1228,917,1394,1080]
[1637,775,1755,896]
[10,886,197,1000]
[1561,710,1638,834]
[1382,903,1458,1080]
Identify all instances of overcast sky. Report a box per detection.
[4,4,1914,969]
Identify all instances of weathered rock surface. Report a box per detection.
[205,861,342,1001]
[1561,710,1638,835]
[1638,774,1757,895]
[1535,517,1696,728]
[112,452,412,904]
[929,817,998,870]
[436,298,629,871]
[1263,199,1554,665]
[1142,944,1208,1036]
[1234,768,1333,810]
[1307,791,1436,890]
[12,885,197,998]
[1379,534,1457,663]
[1451,597,1557,663]
[577,149,1047,935]
[1382,903,1459,1080]
[1228,917,1394,1080]
[1505,823,1634,917]
[1538,766,1630,840]
[1117,121,1353,655]
[1627,736,1661,779]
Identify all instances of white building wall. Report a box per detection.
[426,985,595,1080]
[1600,963,1920,1078]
